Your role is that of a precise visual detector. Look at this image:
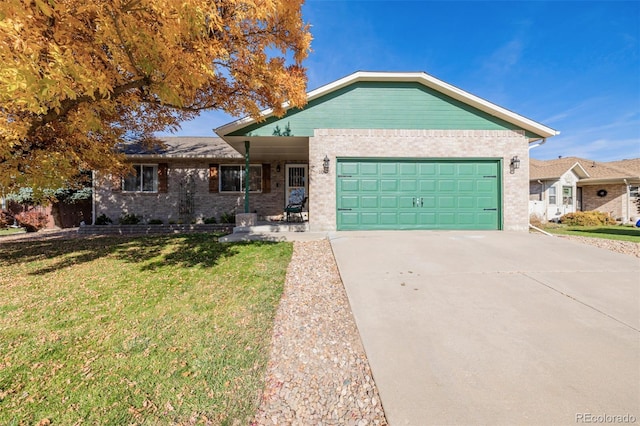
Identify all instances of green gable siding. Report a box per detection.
[229,82,529,137]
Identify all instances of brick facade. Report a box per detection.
[308,129,530,231]
[94,160,296,224]
[581,184,628,221]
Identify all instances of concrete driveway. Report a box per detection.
[329,231,640,425]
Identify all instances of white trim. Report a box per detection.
[215,71,559,140]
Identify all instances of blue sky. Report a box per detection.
[161,0,640,162]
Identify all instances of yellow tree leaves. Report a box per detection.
[0,0,311,191]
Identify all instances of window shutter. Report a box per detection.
[262,164,271,193]
[158,163,168,193]
[209,164,219,193]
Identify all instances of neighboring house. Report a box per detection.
[529,157,640,223]
[95,71,558,231]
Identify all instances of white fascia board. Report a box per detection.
[569,162,591,179]
[215,71,559,139]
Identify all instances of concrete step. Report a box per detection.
[233,222,309,234]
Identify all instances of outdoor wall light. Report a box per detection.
[510,155,520,174]
[276,164,281,173]
[323,155,330,173]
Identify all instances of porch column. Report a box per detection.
[244,140,250,213]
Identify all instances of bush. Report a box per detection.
[529,214,544,228]
[14,210,48,232]
[95,213,112,225]
[119,213,142,225]
[148,219,163,225]
[0,210,14,229]
[203,216,217,224]
[219,212,235,224]
[560,211,616,226]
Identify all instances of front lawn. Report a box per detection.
[0,234,292,425]
[0,228,25,237]
[545,225,640,243]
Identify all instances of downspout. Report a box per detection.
[244,140,250,214]
[624,178,629,223]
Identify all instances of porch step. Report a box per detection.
[233,222,309,234]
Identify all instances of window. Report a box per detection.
[220,165,262,192]
[548,186,557,205]
[631,186,639,198]
[123,164,158,192]
[563,186,573,205]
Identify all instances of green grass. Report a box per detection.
[545,225,640,243]
[0,228,25,237]
[0,234,293,425]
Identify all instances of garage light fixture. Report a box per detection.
[323,155,330,173]
[510,156,520,174]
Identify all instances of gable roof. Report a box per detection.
[530,157,640,183]
[121,137,242,159]
[216,71,559,141]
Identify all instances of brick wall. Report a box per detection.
[581,184,626,221]
[309,129,530,231]
[95,160,290,224]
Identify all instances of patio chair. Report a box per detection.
[285,188,307,222]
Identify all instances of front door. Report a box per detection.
[285,164,308,207]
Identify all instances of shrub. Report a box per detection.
[219,212,235,224]
[95,213,112,225]
[560,211,616,226]
[119,213,142,225]
[203,216,217,224]
[529,214,544,228]
[14,210,48,232]
[0,210,14,229]
[148,219,163,225]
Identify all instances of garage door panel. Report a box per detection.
[360,179,379,191]
[398,196,416,208]
[399,180,417,191]
[380,179,398,191]
[361,196,379,208]
[399,163,418,175]
[337,159,500,230]
[457,180,474,192]
[437,212,456,224]
[477,180,496,192]
[458,196,475,208]
[438,196,455,208]
[380,196,398,208]
[439,180,455,192]
[360,212,380,225]
[380,163,398,175]
[360,163,379,175]
[340,179,359,192]
[340,163,359,175]
[419,180,436,191]
[380,213,399,225]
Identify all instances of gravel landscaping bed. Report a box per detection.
[557,235,640,258]
[252,239,387,425]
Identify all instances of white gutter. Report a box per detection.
[528,138,547,150]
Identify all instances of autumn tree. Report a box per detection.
[0,0,311,192]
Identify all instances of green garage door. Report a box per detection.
[337,159,501,230]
